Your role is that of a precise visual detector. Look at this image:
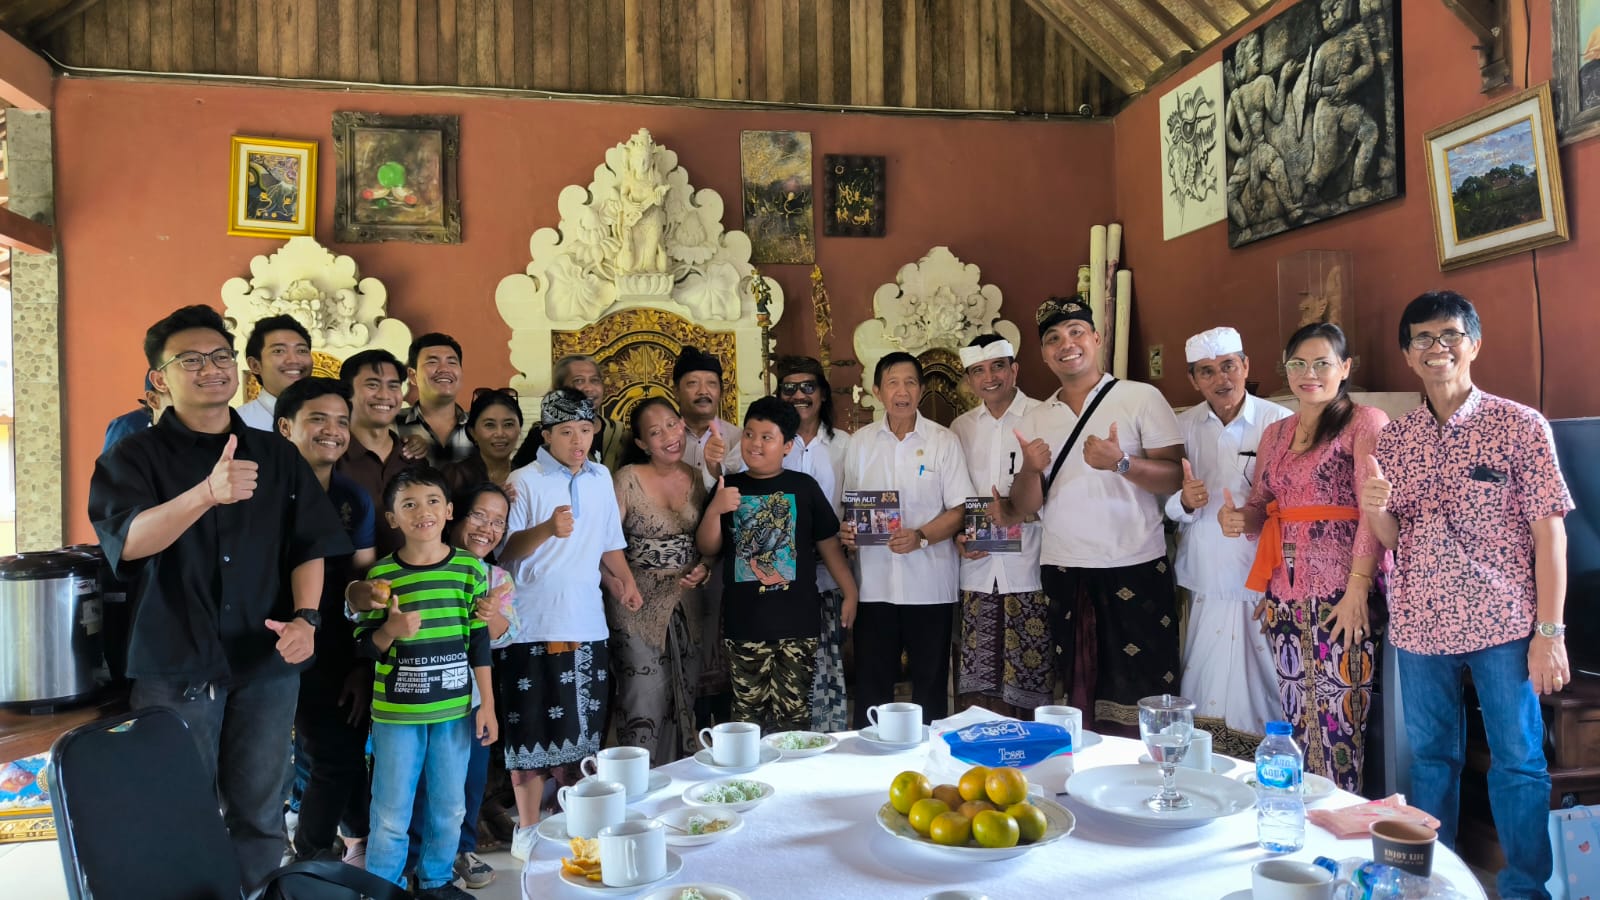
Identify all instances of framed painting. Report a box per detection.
[822,155,886,237]
[1423,83,1569,271]
[1160,62,1225,240]
[332,112,461,244]
[1553,0,1600,143]
[739,130,814,264]
[227,136,316,238]
[1221,0,1403,247]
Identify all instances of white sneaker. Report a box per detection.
[510,824,538,862]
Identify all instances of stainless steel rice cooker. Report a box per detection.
[0,550,105,710]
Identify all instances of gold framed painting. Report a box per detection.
[227,136,317,238]
[1422,83,1569,271]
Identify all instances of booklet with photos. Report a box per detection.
[842,490,902,546]
[965,497,1022,553]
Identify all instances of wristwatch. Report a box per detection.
[1536,621,1567,639]
[1114,452,1131,475]
[914,528,930,550]
[293,609,323,632]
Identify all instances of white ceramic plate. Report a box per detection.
[576,770,673,803]
[874,795,1076,861]
[535,809,648,844]
[557,849,684,894]
[681,779,775,813]
[1065,764,1257,829]
[762,730,839,759]
[638,884,750,900]
[1137,754,1236,776]
[653,806,745,847]
[1219,891,1252,899]
[858,725,930,750]
[692,745,781,774]
[1075,730,1104,750]
[1235,770,1339,801]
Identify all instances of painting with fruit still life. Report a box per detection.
[823,155,886,237]
[228,136,316,238]
[332,112,461,243]
[740,130,814,264]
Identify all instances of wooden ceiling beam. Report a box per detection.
[0,206,53,255]
[1056,0,1162,80]
[1093,1,1176,63]
[1021,0,1144,95]
[29,0,107,39]
[1139,1,1207,50]
[1175,0,1232,37]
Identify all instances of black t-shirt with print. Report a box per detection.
[712,469,840,642]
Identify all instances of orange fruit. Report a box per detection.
[971,809,1021,849]
[931,784,964,808]
[958,765,991,802]
[929,811,972,847]
[1006,802,1049,843]
[957,799,996,821]
[985,767,1029,807]
[908,798,949,836]
[889,770,932,815]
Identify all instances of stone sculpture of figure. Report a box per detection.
[1226,30,1303,239]
[615,130,671,275]
[1297,264,1344,329]
[1307,0,1380,206]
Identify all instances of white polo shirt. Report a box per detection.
[842,413,974,606]
[503,448,626,643]
[1016,374,1183,569]
[949,391,1043,594]
[784,426,852,591]
[682,418,744,488]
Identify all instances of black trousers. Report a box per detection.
[851,601,955,728]
[292,678,372,859]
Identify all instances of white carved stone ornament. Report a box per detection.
[497,128,782,417]
[853,246,1020,415]
[220,236,413,404]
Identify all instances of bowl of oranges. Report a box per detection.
[876,765,1075,861]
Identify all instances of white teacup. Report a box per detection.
[698,721,761,767]
[580,746,650,796]
[598,819,668,887]
[1034,704,1083,751]
[1251,860,1349,900]
[1181,729,1214,771]
[556,779,626,839]
[867,702,923,743]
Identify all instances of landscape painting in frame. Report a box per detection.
[332,112,462,243]
[823,155,886,237]
[740,130,814,264]
[1221,0,1403,247]
[1553,0,1600,143]
[1423,83,1568,271]
[1160,62,1225,240]
[228,136,316,238]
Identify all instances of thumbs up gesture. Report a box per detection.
[1083,422,1124,471]
[704,428,727,469]
[1012,428,1052,474]
[1361,455,1393,516]
[709,475,742,515]
[1179,459,1209,513]
[205,434,258,505]
[1217,488,1246,537]
[266,612,315,664]
[544,504,575,539]
[378,591,421,641]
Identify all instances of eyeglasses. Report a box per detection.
[779,381,820,397]
[472,387,520,402]
[1283,359,1340,377]
[1408,331,1470,351]
[466,510,507,531]
[157,348,238,372]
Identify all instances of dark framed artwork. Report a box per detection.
[1552,0,1600,144]
[739,130,814,264]
[332,112,461,243]
[1222,0,1403,247]
[822,155,886,237]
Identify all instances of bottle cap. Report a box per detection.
[1265,721,1292,736]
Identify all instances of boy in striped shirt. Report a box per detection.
[354,467,496,898]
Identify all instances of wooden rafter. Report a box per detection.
[1175,0,1233,37]
[1140,2,1207,50]
[1021,0,1143,94]
[0,206,52,255]
[1094,0,1174,63]
[1054,0,1155,86]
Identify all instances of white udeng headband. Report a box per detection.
[959,340,1017,369]
[1185,327,1244,364]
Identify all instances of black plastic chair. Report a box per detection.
[49,706,407,900]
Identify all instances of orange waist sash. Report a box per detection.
[1245,501,1360,592]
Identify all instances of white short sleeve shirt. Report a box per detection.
[949,392,1044,593]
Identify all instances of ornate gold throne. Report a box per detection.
[551,307,740,427]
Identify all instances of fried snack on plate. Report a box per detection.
[562,837,603,881]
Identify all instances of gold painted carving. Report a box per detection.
[553,308,739,426]
[915,346,975,427]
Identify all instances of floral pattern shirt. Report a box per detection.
[1375,389,1573,655]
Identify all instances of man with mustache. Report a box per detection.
[673,345,743,485]
[398,333,475,466]
[238,314,313,431]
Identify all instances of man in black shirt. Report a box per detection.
[88,305,352,888]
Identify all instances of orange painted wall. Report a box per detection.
[1113,0,1599,415]
[54,78,1115,542]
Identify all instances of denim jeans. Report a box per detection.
[367,717,471,890]
[130,672,300,890]
[1397,638,1552,900]
[406,705,491,870]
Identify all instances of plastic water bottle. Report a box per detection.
[1255,720,1305,852]
[1312,857,1462,899]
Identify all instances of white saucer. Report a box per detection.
[1138,754,1235,775]
[653,806,746,846]
[1064,764,1257,829]
[577,770,672,803]
[1235,770,1339,801]
[639,884,749,900]
[1219,891,1252,899]
[762,730,839,758]
[557,849,684,894]
[535,809,648,843]
[692,744,780,774]
[1075,730,1104,750]
[858,725,930,750]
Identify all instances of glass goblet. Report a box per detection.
[1138,693,1196,812]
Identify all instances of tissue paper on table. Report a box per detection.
[1307,794,1442,839]
[925,706,1075,794]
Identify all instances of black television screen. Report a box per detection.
[1552,418,1600,678]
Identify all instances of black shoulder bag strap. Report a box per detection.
[1040,377,1120,497]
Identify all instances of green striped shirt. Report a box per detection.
[354,548,491,725]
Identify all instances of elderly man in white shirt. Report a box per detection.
[776,355,854,732]
[1167,327,1291,754]
[841,352,974,726]
[949,335,1049,716]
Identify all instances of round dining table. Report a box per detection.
[520,730,1486,899]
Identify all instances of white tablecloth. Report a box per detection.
[522,732,1485,899]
